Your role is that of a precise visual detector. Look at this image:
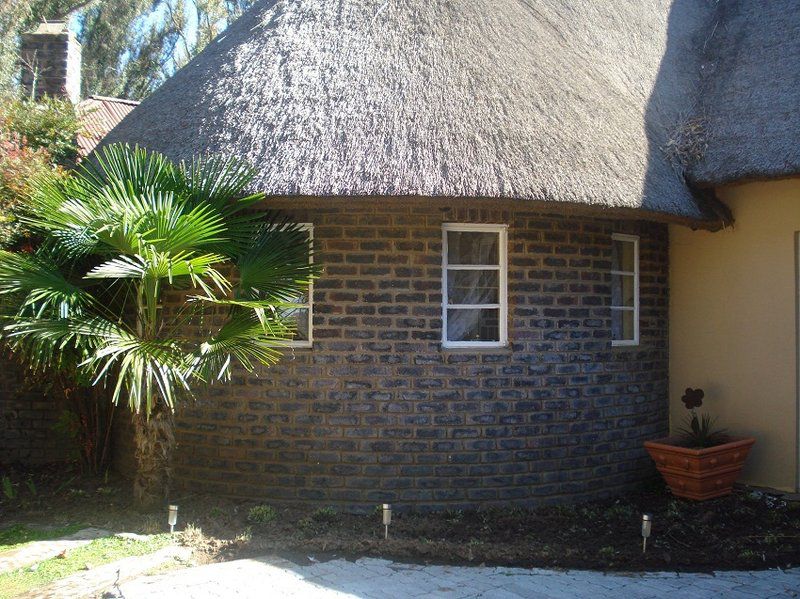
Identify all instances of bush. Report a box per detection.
[0,139,62,249]
[0,96,77,250]
[310,506,338,523]
[247,504,277,524]
[0,96,81,165]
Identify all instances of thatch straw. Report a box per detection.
[689,0,800,187]
[101,0,722,223]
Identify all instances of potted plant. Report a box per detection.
[644,388,755,500]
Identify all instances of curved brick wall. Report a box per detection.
[162,200,668,509]
[0,352,72,465]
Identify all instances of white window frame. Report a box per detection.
[610,233,639,347]
[442,223,508,349]
[285,223,313,348]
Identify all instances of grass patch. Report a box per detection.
[0,533,171,599]
[0,524,86,552]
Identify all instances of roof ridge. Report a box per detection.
[87,95,140,106]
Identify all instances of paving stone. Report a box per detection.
[117,554,800,599]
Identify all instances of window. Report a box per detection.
[442,223,508,348]
[611,233,639,346]
[284,223,313,348]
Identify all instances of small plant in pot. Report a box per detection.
[644,388,755,500]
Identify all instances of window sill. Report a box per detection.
[611,340,640,347]
[284,342,313,350]
[441,343,511,352]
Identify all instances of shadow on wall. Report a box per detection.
[641,0,716,224]
[0,352,72,465]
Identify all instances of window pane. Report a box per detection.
[446,270,499,305]
[612,239,635,272]
[447,231,499,265]
[285,307,310,341]
[447,308,500,342]
[611,274,635,307]
[611,309,635,341]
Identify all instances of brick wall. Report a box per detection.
[128,199,670,509]
[0,352,72,465]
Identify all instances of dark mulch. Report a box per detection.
[2,464,799,572]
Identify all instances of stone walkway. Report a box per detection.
[0,528,109,575]
[117,555,800,598]
[25,545,191,599]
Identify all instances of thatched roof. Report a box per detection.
[101,0,721,224]
[689,1,800,187]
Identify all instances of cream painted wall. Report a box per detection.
[669,178,800,492]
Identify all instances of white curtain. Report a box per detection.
[447,272,497,341]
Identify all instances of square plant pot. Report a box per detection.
[644,437,755,500]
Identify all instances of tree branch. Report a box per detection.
[50,0,101,21]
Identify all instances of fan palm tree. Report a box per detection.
[0,143,317,506]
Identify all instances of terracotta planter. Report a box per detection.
[644,436,755,500]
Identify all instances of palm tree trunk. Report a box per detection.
[132,401,175,508]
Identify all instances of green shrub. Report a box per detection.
[310,506,338,523]
[1,96,81,165]
[445,509,464,524]
[247,504,277,524]
[1,475,15,500]
[297,517,314,533]
[0,96,77,250]
[598,546,616,559]
[0,140,62,249]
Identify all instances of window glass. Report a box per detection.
[612,239,635,272]
[442,225,507,347]
[611,309,635,341]
[610,235,639,345]
[611,274,635,308]
[447,308,500,342]
[447,231,499,265]
[279,225,312,346]
[446,270,500,305]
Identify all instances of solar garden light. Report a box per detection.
[168,505,179,533]
[641,513,653,553]
[382,504,392,539]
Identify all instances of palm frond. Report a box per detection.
[0,251,93,318]
[4,143,314,418]
[78,144,181,199]
[2,316,121,375]
[237,222,318,300]
[190,310,291,382]
[85,251,230,292]
[181,154,263,211]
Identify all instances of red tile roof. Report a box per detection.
[76,95,139,157]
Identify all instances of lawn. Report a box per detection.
[2,464,800,574]
[0,523,86,553]
[0,533,171,599]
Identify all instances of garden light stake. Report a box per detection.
[168,505,179,533]
[641,513,652,553]
[382,504,392,540]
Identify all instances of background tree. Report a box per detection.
[0,0,95,96]
[1,0,254,100]
[0,144,317,506]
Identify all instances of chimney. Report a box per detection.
[20,21,82,104]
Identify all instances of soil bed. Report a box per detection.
[2,465,799,572]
